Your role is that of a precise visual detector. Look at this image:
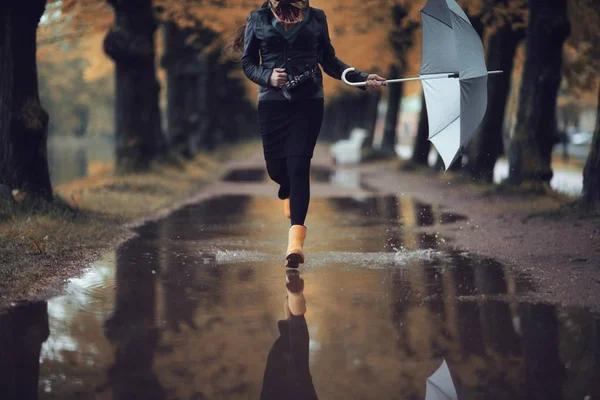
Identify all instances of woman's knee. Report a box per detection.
[267,168,284,183]
[266,159,287,183]
[287,157,311,180]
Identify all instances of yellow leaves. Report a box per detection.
[60,0,78,15]
[70,193,84,208]
[38,0,113,53]
[80,33,115,82]
[482,0,527,32]
[34,0,597,107]
[563,0,600,100]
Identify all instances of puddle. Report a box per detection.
[327,195,469,227]
[222,168,266,182]
[224,167,340,183]
[222,167,363,188]
[309,165,333,182]
[1,193,598,399]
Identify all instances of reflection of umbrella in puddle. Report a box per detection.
[342,0,501,170]
[426,359,458,400]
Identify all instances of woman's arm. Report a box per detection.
[242,13,274,87]
[317,10,368,84]
[317,10,386,89]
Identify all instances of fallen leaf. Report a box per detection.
[33,240,44,254]
[71,193,83,208]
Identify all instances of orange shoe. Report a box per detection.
[285,225,306,268]
[286,270,306,315]
[283,198,291,219]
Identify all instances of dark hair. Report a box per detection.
[226,1,269,57]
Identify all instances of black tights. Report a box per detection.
[266,156,311,226]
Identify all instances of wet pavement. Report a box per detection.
[2,162,600,399]
[394,144,585,195]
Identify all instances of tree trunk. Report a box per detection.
[468,21,525,183]
[365,90,381,143]
[216,58,253,144]
[582,85,600,204]
[104,0,167,173]
[321,101,334,141]
[343,97,354,137]
[354,91,372,131]
[380,65,402,156]
[163,22,219,155]
[0,301,49,400]
[162,22,193,159]
[362,93,378,149]
[213,55,231,145]
[190,49,225,151]
[332,99,342,141]
[340,92,359,136]
[467,1,526,183]
[335,97,352,141]
[190,55,214,152]
[411,94,430,165]
[0,1,52,200]
[508,0,570,186]
[324,98,340,141]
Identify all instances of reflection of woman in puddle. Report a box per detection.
[260,271,318,400]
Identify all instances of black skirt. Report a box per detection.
[257,98,324,160]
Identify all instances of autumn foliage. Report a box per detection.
[12,0,594,201]
[38,0,598,102]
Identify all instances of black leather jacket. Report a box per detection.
[242,7,368,100]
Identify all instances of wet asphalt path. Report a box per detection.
[1,153,599,400]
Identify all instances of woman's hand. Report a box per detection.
[365,74,387,89]
[269,68,288,87]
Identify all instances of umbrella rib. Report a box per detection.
[448,9,470,25]
[429,114,460,139]
[420,10,452,29]
[421,72,458,76]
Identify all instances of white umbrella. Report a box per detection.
[425,359,458,400]
[342,0,501,170]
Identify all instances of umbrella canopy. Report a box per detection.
[425,359,458,400]
[420,0,488,170]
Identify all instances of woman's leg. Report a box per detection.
[284,99,322,267]
[286,156,311,226]
[266,158,290,200]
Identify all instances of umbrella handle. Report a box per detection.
[341,68,369,87]
[341,68,457,87]
[341,68,504,87]
[341,68,429,87]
